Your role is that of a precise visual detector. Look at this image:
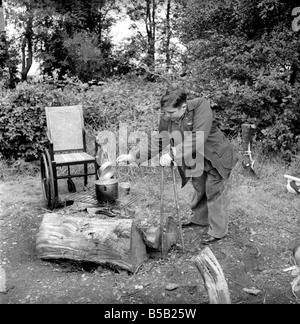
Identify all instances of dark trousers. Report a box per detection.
[189,159,232,238]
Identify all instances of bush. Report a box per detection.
[0,76,166,161]
[209,75,300,149]
[181,32,300,159]
[0,80,81,161]
[1,72,299,162]
[82,76,164,133]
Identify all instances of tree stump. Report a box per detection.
[36,213,148,273]
[192,247,231,304]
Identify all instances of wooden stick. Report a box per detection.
[171,164,185,252]
[192,247,231,304]
[160,166,165,258]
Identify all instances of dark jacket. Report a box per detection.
[134,97,238,186]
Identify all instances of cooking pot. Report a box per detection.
[95,178,119,202]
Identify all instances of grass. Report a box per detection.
[1,141,299,216]
[1,149,300,304]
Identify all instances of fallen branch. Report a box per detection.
[192,247,231,304]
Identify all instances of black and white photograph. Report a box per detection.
[0,0,300,308]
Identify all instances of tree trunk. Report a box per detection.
[145,0,156,69]
[165,0,172,72]
[0,0,5,32]
[21,16,33,82]
[192,247,231,304]
[36,213,148,273]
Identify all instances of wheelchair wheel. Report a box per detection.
[40,150,56,210]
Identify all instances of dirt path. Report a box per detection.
[0,161,300,304]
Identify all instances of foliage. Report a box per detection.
[0,33,19,88]
[63,31,107,82]
[0,79,81,161]
[1,0,300,161]
[0,77,166,161]
[123,0,185,71]
[177,0,300,159]
[37,0,120,80]
[5,0,121,81]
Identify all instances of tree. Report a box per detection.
[20,10,32,81]
[178,0,300,88]
[0,0,7,71]
[0,0,5,32]
[177,0,300,157]
[164,0,171,72]
[63,31,107,82]
[0,1,19,88]
[159,0,185,73]
[123,0,185,76]
[5,0,48,81]
[5,0,121,81]
[125,0,160,69]
[36,0,120,80]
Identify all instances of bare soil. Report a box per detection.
[0,159,300,305]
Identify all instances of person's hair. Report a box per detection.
[160,89,187,110]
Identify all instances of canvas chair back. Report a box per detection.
[45,105,85,152]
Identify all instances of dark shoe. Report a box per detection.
[201,234,221,245]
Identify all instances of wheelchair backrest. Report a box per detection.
[45,105,85,152]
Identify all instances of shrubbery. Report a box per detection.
[0,80,81,160]
[0,76,165,161]
[0,73,299,162]
[180,32,300,159]
[210,77,300,158]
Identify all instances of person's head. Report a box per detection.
[160,89,187,121]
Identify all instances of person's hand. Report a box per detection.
[160,153,176,167]
[117,154,135,165]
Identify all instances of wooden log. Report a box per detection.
[192,247,231,304]
[36,213,148,272]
